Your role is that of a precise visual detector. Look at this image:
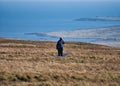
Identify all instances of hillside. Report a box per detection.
[0,38,120,86]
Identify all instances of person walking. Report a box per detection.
[56,37,65,56]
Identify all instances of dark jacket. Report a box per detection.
[56,39,65,49]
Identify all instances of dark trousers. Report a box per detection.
[57,48,63,56]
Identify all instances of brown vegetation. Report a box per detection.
[0,38,120,86]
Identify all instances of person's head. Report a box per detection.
[59,37,62,41]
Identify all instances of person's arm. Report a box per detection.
[63,40,65,44]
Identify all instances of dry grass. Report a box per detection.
[0,38,120,86]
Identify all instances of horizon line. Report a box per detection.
[0,0,120,2]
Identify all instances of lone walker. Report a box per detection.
[56,37,65,56]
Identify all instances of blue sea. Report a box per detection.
[0,1,120,43]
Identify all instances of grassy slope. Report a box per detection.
[0,38,120,86]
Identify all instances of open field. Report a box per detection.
[0,38,120,86]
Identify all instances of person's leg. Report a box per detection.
[60,48,63,56]
[58,49,61,56]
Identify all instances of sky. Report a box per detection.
[0,0,120,2]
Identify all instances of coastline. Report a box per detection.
[0,37,119,48]
[0,25,120,48]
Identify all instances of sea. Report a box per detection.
[0,1,120,46]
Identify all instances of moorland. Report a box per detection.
[0,38,120,86]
